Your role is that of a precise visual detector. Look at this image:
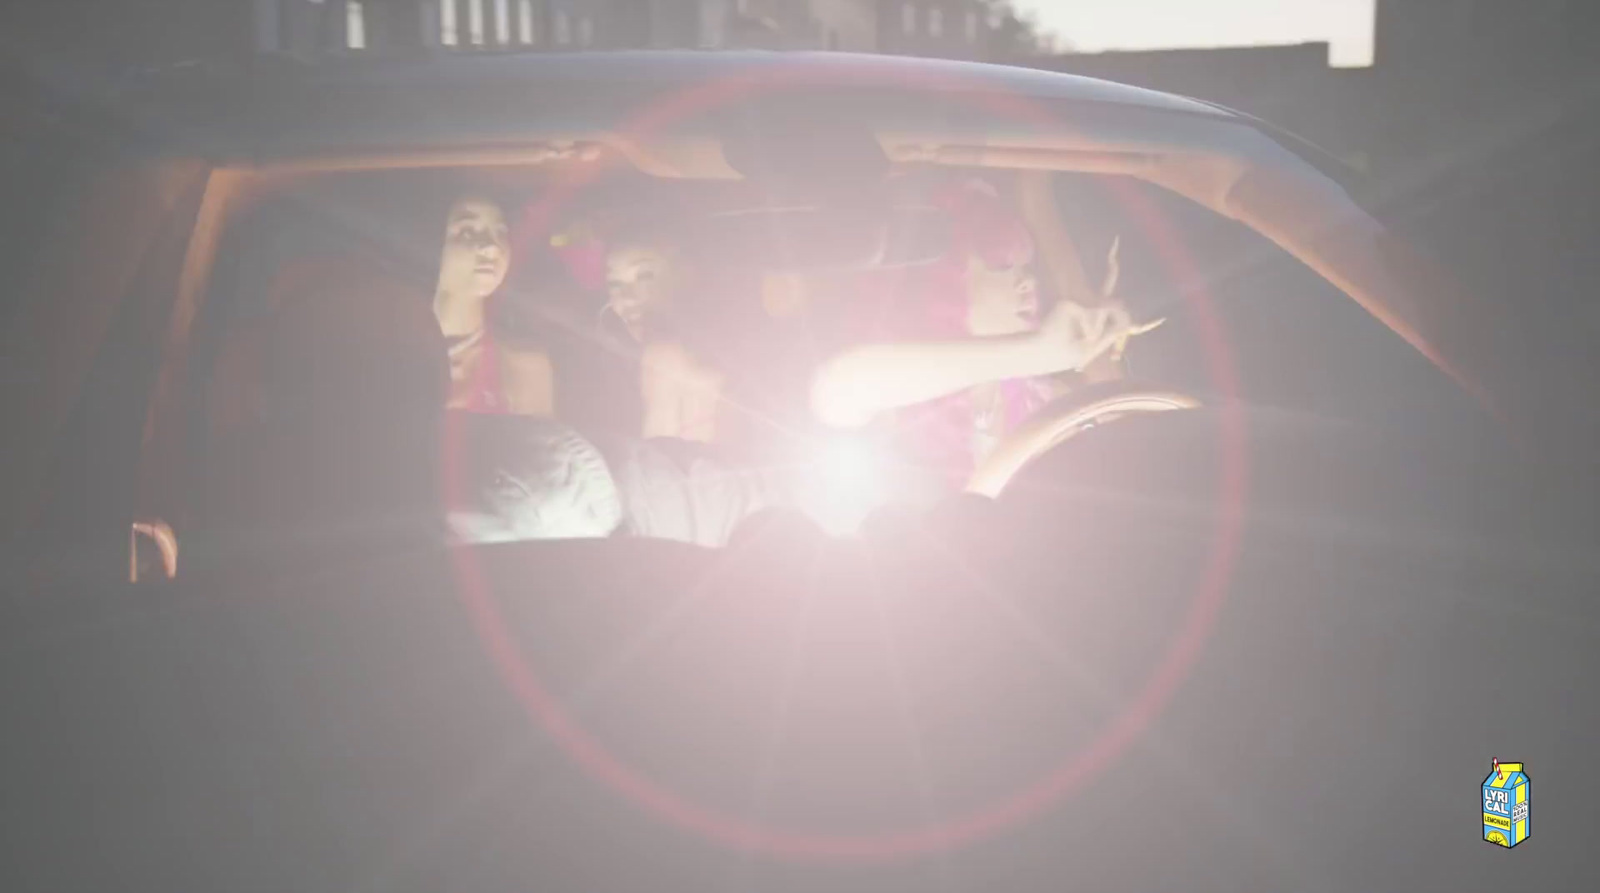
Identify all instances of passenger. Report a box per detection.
[599,216,729,443]
[808,178,1159,487]
[595,214,805,546]
[432,194,556,416]
[430,190,641,544]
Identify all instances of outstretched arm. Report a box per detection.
[810,302,1139,428]
[808,336,1056,429]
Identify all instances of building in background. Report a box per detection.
[875,1,989,61]
[9,0,1599,364]
[808,0,878,52]
[246,0,1002,58]
[1375,0,1594,79]
[249,0,900,55]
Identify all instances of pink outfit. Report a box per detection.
[842,179,1050,485]
[451,198,595,417]
[456,329,511,415]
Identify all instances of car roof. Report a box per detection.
[280,51,1233,115]
[111,50,1245,163]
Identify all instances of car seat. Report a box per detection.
[199,253,448,559]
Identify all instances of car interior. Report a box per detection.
[13,68,1597,893]
[174,144,1467,558]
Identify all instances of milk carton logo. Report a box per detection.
[1482,759,1530,848]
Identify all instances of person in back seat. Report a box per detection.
[419,185,641,545]
[432,194,557,417]
[590,213,823,546]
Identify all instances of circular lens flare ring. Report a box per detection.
[445,56,1249,863]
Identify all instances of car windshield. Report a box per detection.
[21,42,1596,893]
[187,142,1457,555]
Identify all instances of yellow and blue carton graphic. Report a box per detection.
[1482,760,1529,848]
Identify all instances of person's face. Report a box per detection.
[438,198,510,301]
[605,244,681,340]
[964,252,1040,337]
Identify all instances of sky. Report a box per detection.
[1010,0,1377,67]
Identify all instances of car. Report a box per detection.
[2,50,1596,892]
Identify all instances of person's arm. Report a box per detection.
[809,335,1053,429]
[810,301,1133,429]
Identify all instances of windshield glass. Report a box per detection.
[188,152,1450,551]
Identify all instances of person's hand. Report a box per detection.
[1031,299,1162,372]
[1096,237,1167,361]
[1031,236,1163,372]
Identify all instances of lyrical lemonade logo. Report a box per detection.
[1482,759,1530,848]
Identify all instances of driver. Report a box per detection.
[808,178,1159,488]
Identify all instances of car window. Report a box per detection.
[180,162,1475,553]
[1049,172,1471,426]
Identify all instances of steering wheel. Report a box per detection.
[965,381,1202,499]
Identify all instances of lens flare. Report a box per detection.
[445,56,1249,864]
[805,435,890,536]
